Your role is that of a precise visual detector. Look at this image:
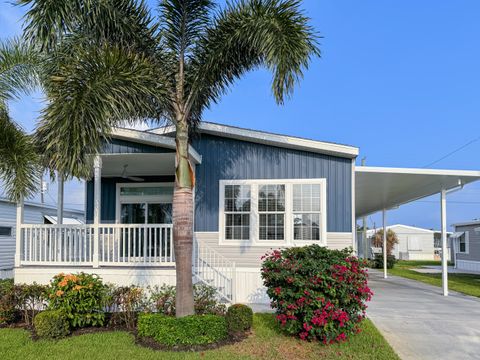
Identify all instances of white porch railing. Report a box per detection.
[99,224,174,266]
[20,224,94,265]
[19,224,174,267]
[193,238,236,303]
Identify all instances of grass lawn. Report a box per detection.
[0,314,398,360]
[389,260,480,298]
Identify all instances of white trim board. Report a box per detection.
[151,122,359,159]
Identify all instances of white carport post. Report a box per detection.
[93,155,102,268]
[382,209,387,279]
[440,188,448,296]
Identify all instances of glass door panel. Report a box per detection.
[148,203,172,224]
[120,203,146,224]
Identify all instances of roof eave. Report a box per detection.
[151,123,359,159]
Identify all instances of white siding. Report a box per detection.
[0,202,84,272]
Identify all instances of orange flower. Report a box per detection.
[73,285,83,291]
[56,290,64,297]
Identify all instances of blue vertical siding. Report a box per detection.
[192,134,352,233]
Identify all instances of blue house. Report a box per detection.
[13,122,480,302]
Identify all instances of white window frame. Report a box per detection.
[458,232,469,254]
[219,179,327,246]
[115,182,174,224]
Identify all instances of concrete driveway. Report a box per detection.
[367,269,480,360]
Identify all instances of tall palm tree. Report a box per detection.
[19,0,319,317]
[0,39,41,202]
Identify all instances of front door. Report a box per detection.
[117,184,174,260]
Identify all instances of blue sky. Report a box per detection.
[1,0,480,230]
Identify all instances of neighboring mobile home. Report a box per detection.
[451,220,480,272]
[11,123,480,304]
[364,224,441,261]
[0,198,84,279]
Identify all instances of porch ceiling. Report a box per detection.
[101,153,175,177]
[355,166,480,217]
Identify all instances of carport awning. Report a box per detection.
[355,166,480,217]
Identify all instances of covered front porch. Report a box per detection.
[13,130,236,301]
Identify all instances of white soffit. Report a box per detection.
[356,166,480,218]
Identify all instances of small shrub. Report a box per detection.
[0,279,17,324]
[149,283,225,316]
[15,283,49,326]
[261,245,373,344]
[137,313,228,346]
[105,285,146,330]
[48,273,106,328]
[226,304,253,335]
[34,310,70,339]
[149,284,176,316]
[194,284,226,315]
[373,254,396,269]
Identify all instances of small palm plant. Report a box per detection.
[11,0,319,316]
[371,228,399,256]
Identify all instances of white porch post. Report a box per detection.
[14,197,24,268]
[383,208,387,279]
[441,188,448,296]
[93,155,102,268]
[57,172,64,224]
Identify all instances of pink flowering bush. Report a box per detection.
[261,245,373,344]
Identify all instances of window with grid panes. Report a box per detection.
[258,184,285,240]
[224,184,251,240]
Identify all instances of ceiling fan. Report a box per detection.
[121,165,144,182]
[112,164,145,182]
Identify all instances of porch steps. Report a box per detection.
[193,239,236,303]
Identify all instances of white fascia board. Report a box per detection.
[110,127,202,164]
[151,123,359,158]
[356,166,480,177]
[198,123,358,158]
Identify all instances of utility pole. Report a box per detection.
[361,157,368,259]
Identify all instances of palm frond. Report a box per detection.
[0,107,40,201]
[36,43,169,178]
[0,38,40,104]
[158,0,214,56]
[19,0,158,53]
[188,0,319,111]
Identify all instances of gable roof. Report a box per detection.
[151,122,359,159]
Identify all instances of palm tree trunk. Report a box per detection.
[173,120,195,317]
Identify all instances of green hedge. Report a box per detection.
[137,313,228,346]
[34,310,70,339]
[226,304,253,335]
